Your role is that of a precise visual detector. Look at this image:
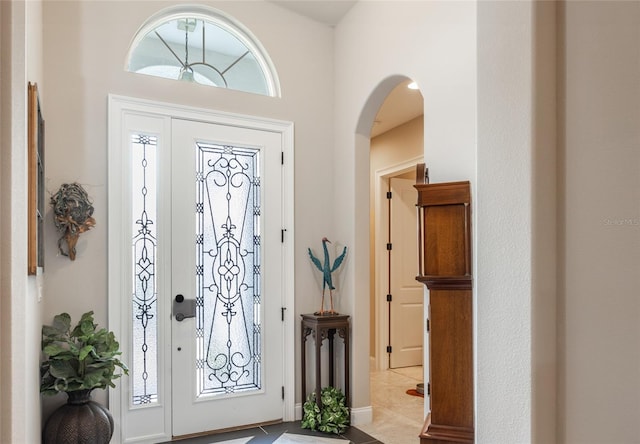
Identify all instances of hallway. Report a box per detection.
[357,366,425,444]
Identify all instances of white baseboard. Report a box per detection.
[295,402,302,420]
[350,406,373,426]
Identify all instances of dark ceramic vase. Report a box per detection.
[43,389,114,444]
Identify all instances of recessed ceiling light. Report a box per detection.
[407,82,419,90]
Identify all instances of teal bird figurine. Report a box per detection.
[308,237,347,315]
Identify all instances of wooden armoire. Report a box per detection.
[415,166,474,444]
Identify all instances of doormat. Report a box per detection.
[272,433,349,443]
[406,389,424,398]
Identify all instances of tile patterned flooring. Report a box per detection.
[356,366,425,444]
[168,366,425,444]
[165,421,378,444]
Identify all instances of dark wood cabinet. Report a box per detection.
[415,178,474,444]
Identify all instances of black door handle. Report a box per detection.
[173,294,196,321]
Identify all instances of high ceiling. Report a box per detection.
[371,80,424,138]
[268,0,358,26]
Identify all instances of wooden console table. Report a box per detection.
[301,313,350,408]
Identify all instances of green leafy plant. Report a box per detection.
[40,311,128,395]
[301,386,350,434]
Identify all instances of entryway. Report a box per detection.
[358,366,424,443]
[367,77,426,440]
[108,96,295,443]
[159,421,379,443]
[388,176,423,369]
[369,79,424,373]
[170,119,285,436]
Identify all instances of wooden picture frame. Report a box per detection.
[28,82,45,275]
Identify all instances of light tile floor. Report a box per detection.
[355,366,425,444]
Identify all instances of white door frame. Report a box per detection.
[373,156,423,372]
[107,95,295,443]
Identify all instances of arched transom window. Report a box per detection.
[126,5,280,97]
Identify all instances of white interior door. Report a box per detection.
[171,119,284,437]
[389,177,423,368]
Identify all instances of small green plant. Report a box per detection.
[40,311,128,395]
[301,386,350,434]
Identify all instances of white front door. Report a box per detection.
[108,97,294,444]
[170,119,284,436]
[389,177,423,368]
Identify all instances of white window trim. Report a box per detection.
[107,94,294,443]
[125,5,281,97]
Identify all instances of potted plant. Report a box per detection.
[301,386,350,434]
[40,311,128,444]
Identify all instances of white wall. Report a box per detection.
[334,0,477,419]
[1,0,45,442]
[532,2,557,443]
[477,1,559,441]
[336,0,558,441]
[33,1,640,442]
[559,2,640,442]
[27,0,46,439]
[369,117,424,175]
[0,3,7,441]
[41,0,335,415]
[0,3,5,439]
[477,2,535,442]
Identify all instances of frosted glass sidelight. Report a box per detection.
[131,134,159,406]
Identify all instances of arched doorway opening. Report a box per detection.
[354,76,427,442]
[370,78,424,372]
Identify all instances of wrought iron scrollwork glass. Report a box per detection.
[195,142,262,396]
[131,134,159,406]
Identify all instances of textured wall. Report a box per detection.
[334,0,477,419]
[2,0,45,442]
[559,2,640,442]
[41,0,335,420]
[477,1,535,441]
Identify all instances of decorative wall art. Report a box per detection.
[27,82,45,275]
[50,183,96,260]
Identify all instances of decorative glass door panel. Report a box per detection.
[171,119,283,437]
[109,97,293,443]
[131,134,159,406]
[195,142,261,396]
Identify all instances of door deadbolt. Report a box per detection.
[173,294,196,321]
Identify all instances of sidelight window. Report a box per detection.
[130,133,159,406]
